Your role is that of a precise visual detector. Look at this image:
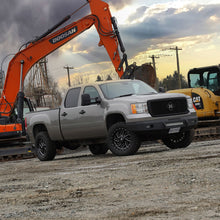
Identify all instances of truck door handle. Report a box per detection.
[61,112,68,117]
[79,110,86,115]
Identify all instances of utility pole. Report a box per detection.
[170,46,182,89]
[64,65,74,87]
[149,55,159,78]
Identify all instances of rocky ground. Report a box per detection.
[0,140,220,220]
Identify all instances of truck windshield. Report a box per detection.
[99,80,157,99]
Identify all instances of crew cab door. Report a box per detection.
[60,86,106,140]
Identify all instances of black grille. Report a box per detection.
[147,98,188,117]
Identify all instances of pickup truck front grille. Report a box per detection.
[147,98,188,117]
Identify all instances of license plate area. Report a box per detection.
[169,127,180,134]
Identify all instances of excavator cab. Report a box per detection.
[188,65,220,95]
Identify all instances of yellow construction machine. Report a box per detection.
[168,65,220,137]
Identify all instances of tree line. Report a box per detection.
[158,71,188,91]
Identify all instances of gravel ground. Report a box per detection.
[0,140,220,220]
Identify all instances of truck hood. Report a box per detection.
[111,92,188,103]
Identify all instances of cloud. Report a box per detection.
[0,0,134,65]
[0,0,89,63]
[0,0,133,44]
[51,2,220,69]
[127,6,148,23]
[118,3,220,57]
[106,0,133,10]
[0,0,89,43]
[125,4,220,38]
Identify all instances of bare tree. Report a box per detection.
[24,58,62,108]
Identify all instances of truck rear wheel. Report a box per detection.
[89,144,108,155]
[162,129,194,149]
[107,122,140,156]
[35,131,56,161]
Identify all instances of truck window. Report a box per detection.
[64,87,81,108]
[83,86,100,104]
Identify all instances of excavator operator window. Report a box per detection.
[207,72,220,95]
[189,73,201,88]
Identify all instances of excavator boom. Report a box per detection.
[0,0,156,144]
[0,0,124,116]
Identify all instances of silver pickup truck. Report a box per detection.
[25,79,197,161]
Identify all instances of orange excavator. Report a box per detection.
[0,0,155,142]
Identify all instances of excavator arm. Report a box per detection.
[0,0,124,116]
[0,0,156,140]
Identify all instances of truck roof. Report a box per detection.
[70,79,140,88]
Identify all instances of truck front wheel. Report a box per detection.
[35,131,56,161]
[162,129,194,149]
[108,122,140,156]
[89,144,108,155]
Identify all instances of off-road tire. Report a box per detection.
[35,131,56,161]
[89,144,108,155]
[107,122,140,156]
[162,129,195,149]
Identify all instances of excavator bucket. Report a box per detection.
[132,63,156,88]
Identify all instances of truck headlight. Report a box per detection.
[131,103,148,114]
[187,98,193,109]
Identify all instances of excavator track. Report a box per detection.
[0,136,35,162]
[194,119,220,141]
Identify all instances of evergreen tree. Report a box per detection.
[96,75,102,81]
[159,71,188,91]
[106,75,112,80]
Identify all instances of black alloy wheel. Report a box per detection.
[108,122,140,156]
[35,131,56,161]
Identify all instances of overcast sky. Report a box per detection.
[1,0,220,88]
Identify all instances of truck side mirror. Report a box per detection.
[95,97,101,104]
[159,87,165,93]
[81,94,91,106]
